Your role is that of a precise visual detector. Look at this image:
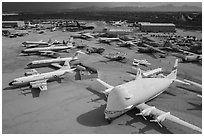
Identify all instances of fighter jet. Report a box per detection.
[20,38,74,57]
[132,58,151,66]
[22,39,52,47]
[9,60,75,97]
[95,59,202,133]
[26,50,85,69]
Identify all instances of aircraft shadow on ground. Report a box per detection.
[187,102,202,111]
[76,104,109,127]
[176,86,201,95]
[118,108,173,134]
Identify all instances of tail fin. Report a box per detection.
[135,68,143,80]
[75,21,80,27]
[60,60,71,70]
[166,59,178,80]
[69,37,74,43]
[48,39,52,44]
[72,50,85,59]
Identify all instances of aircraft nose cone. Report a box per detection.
[27,63,32,67]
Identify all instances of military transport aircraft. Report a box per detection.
[26,50,85,69]
[95,59,201,133]
[9,60,75,97]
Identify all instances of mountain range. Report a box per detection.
[67,4,202,12]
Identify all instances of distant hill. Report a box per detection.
[67,4,202,12]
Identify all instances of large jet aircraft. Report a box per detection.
[26,50,85,69]
[21,38,74,57]
[9,60,75,97]
[95,59,201,133]
[22,39,62,48]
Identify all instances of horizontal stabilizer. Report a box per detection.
[96,79,114,89]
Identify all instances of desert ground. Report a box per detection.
[2,21,202,134]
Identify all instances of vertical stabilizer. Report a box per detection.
[135,68,143,80]
[166,59,178,80]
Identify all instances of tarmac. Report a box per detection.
[2,21,202,134]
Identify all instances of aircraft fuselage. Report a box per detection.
[104,78,173,120]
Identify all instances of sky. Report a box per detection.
[2,2,202,12]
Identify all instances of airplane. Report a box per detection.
[117,39,140,48]
[66,20,94,31]
[71,32,95,40]
[95,59,202,133]
[9,60,75,97]
[99,37,121,44]
[182,55,202,63]
[20,38,74,57]
[26,50,85,69]
[22,39,53,48]
[138,43,166,54]
[86,47,105,55]
[111,20,127,26]
[132,58,151,66]
[103,52,126,62]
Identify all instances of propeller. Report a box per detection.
[150,119,163,127]
[136,112,147,120]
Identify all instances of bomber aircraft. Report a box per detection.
[94,59,202,133]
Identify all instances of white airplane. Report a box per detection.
[99,37,121,44]
[26,50,85,69]
[117,39,140,48]
[71,32,95,40]
[95,59,201,133]
[111,20,127,26]
[9,60,75,94]
[22,39,52,47]
[21,38,74,57]
[132,58,151,66]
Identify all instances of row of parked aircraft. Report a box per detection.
[71,31,202,63]
[8,27,202,133]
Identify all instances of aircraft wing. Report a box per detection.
[50,63,62,69]
[83,33,94,38]
[39,51,60,58]
[25,44,38,48]
[136,103,202,133]
[143,43,166,54]
[30,79,48,91]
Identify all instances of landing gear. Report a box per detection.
[106,118,112,124]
